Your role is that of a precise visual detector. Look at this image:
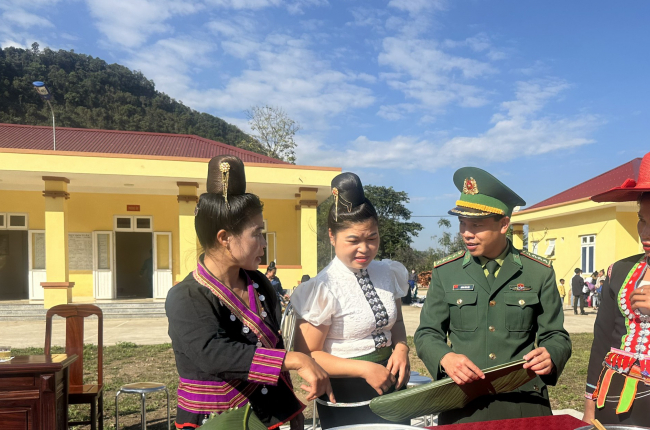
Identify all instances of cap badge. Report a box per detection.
[463,177,479,195]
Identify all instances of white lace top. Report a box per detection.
[291,257,409,359]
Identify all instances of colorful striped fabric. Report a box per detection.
[249,348,286,385]
[177,378,257,414]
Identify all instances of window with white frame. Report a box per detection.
[545,239,556,258]
[6,213,28,230]
[114,215,153,232]
[0,214,5,229]
[581,235,596,273]
[531,241,539,254]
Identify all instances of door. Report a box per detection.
[28,230,46,300]
[0,230,28,300]
[153,232,172,299]
[93,231,114,299]
[115,232,153,298]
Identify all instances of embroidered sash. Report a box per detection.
[193,259,278,348]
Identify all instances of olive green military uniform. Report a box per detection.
[414,167,572,424]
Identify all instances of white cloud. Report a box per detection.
[387,0,446,15]
[0,0,62,48]
[442,33,508,61]
[378,36,495,114]
[84,0,200,48]
[206,0,326,14]
[2,9,54,28]
[299,79,601,171]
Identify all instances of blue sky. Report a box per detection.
[2,0,649,250]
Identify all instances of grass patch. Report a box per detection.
[13,333,592,428]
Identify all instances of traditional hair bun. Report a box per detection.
[331,172,365,214]
[206,155,247,196]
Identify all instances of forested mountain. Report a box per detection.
[0,43,253,150]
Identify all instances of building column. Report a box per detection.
[41,176,73,308]
[298,187,318,278]
[177,182,199,283]
[511,223,525,250]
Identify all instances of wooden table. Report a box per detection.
[0,354,78,430]
[429,414,587,430]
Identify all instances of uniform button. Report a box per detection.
[533,385,539,391]
[489,326,495,332]
[519,299,525,305]
[457,299,463,305]
[489,353,496,360]
[489,300,496,307]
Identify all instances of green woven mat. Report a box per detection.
[369,359,535,421]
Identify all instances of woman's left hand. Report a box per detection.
[630,287,650,316]
[386,342,410,389]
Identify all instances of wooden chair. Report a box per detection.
[45,304,104,430]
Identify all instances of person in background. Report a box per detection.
[557,279,566,307]
[572,268,587,315]
[595,280,605,311]
[584,151,650,426]
[266,262,287,300]
[299,274,310,284]
[409,269,419,301]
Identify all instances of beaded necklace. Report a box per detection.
[617,256,650,374]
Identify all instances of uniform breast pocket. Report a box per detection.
[445,292,478,332]
[504,293,539,332]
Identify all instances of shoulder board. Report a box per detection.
[520,250,551,267]
[434,250,466,268]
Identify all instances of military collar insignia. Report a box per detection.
[460,251,471,267]
[520,250,551,267]
[453,284,474,291]
[462,177,479,195]
[510,283,531,291]
[434,250,466,268]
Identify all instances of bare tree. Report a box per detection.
[244,105,301,163]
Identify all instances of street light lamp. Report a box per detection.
[32,81,56,151]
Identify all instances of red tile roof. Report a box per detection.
[525,158,642,211]
[0,123,287,164]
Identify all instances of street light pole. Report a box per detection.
[32,81,56,151]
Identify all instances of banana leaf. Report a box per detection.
[199,403,267,430]
[369,359,535,422]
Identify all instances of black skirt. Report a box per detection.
[316,361,409,429]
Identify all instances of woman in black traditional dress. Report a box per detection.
[584,151,650,426]
[165,155,333,429]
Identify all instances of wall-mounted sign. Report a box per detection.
[127,205,140,212]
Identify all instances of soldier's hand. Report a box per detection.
[440,352,485,385]
[523,347,554,375]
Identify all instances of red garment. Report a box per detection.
[429,414,586,430]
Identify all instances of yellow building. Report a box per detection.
[511,157,643,301]
[0,123,339,307]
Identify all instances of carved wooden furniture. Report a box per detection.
[0,354,77,430]
[45,304,104,430]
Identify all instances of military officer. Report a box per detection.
[414,167,572,424]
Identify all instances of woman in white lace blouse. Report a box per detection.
[291,172,411,429]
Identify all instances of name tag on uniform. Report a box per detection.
[510,283,531,291]
[453,284,474,291]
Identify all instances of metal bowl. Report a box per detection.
[574,426,649,430]
[329,425,423,430]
